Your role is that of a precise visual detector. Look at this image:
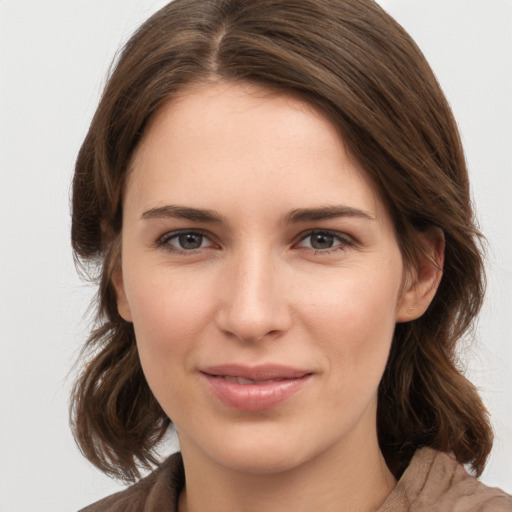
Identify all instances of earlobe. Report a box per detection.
[112,269,133,323]
[396,228,445,323]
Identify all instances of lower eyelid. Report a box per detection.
[297,231,354,248]
[156,230,212,249]
[155,229,354,253]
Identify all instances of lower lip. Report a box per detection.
[202,374,311,412]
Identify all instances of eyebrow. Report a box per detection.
[286,206,374,223]
[141,205,225,223]
[140,204,374,224]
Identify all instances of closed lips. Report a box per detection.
[201,365,313,411]
[220,376,299,385]
[200,364,312,381]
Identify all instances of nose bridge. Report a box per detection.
[216,243,290,342]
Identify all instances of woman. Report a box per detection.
[71,0,512,510]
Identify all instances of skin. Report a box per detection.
[115,81,443,512]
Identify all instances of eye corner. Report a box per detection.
[156,229,219,253]
[293,229,355,254]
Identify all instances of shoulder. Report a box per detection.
[380,448,512,512]
[77,452,184,512]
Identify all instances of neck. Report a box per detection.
[178,430,396,512]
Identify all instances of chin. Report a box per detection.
[179,419,340,477]
[214,445,308,476]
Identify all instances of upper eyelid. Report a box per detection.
[155,228,355,250]
[156,228,214,246]
[295,229,354,243]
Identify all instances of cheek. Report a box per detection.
[300,262,402,379]
[125,267,215,370]
[125,273,215,420]
[302,263,401,330]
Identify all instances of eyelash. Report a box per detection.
[156,229,355,255]
[156,229,215,253]
[295,230,355,254]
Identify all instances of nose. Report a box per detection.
[215,249,292,343]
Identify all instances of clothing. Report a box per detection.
[79,447,512,512]
[380,449,512,511]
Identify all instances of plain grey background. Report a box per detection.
[0,1,511,511]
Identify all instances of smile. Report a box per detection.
[221,376,291,385]
[200,364,313,412]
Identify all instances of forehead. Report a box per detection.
[126,81,384,223]
[132,81,346,168]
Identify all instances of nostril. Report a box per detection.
[214,260,293,342]
[215,307,291,343]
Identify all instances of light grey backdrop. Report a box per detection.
[0,1,511,511]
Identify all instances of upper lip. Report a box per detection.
[201,364,312,381]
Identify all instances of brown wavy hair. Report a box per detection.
[70,0,492,481]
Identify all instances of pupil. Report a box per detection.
[311,233,333,249]
[179,233,202,249]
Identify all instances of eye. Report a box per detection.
[157,230,213,252]
[296,230,353,252]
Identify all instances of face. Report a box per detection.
[116,82,417,475]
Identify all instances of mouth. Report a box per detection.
[200,364,313,411]
[219,376,295,385]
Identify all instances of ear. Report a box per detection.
[396,227,445,323]
[112,268,133,323]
